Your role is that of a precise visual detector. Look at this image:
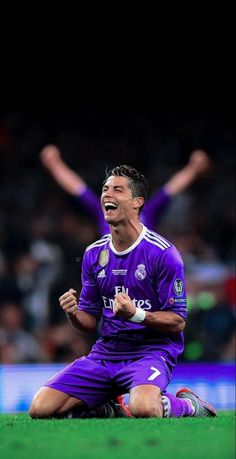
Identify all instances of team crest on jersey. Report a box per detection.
[99,249,109,267]
[174,278,184,296]
[135,264,147,280]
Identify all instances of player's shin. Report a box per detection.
[162,393,195,418]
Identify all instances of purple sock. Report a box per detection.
[162,392,194,417]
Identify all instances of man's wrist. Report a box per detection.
[129,308,146,323]
[66,311,77,320]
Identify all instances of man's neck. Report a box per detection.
[110,220,143,252]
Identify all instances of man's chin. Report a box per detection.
[105,215,118,225]
[105,217,115,224]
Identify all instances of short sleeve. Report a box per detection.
[78,251,103,319]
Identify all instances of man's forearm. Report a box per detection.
[114,293,185,333]
[66,310,97,332]
[143,311,185,333]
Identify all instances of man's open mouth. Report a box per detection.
[104,202,118,212]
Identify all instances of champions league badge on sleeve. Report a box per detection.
[173,278,184,296]
[99,249,109,267]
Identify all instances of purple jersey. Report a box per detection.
[78,225,187,371]
[77,187,171,235]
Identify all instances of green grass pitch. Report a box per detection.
[0,412,234,459]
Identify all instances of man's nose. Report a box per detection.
[104,189,113,198]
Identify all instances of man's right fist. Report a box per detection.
[59,288,78,316]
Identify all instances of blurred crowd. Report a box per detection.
[0,106,235,364]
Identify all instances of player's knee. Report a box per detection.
[128,399,162,418]
[129,389,163,418]
[29,401,44,418]
[29,390,57,419]
[29,398,53,418]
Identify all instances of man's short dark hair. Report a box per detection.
[104,165,149,212]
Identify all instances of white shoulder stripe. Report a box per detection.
[144,236,167,251]
[146,230,171,248]
[146,228,171,243]
[86,234,111,251]
[148,235,170,249]
[145,233,170,249]
[146,233,170,248]
[87,234,110,246]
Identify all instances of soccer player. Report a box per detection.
[40,145,211,235]
[29,165,217,419]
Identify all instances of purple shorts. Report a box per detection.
[45,354,171,409]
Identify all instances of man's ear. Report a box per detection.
[133,197,144,211]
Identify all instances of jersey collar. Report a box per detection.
[109,224,147,255]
